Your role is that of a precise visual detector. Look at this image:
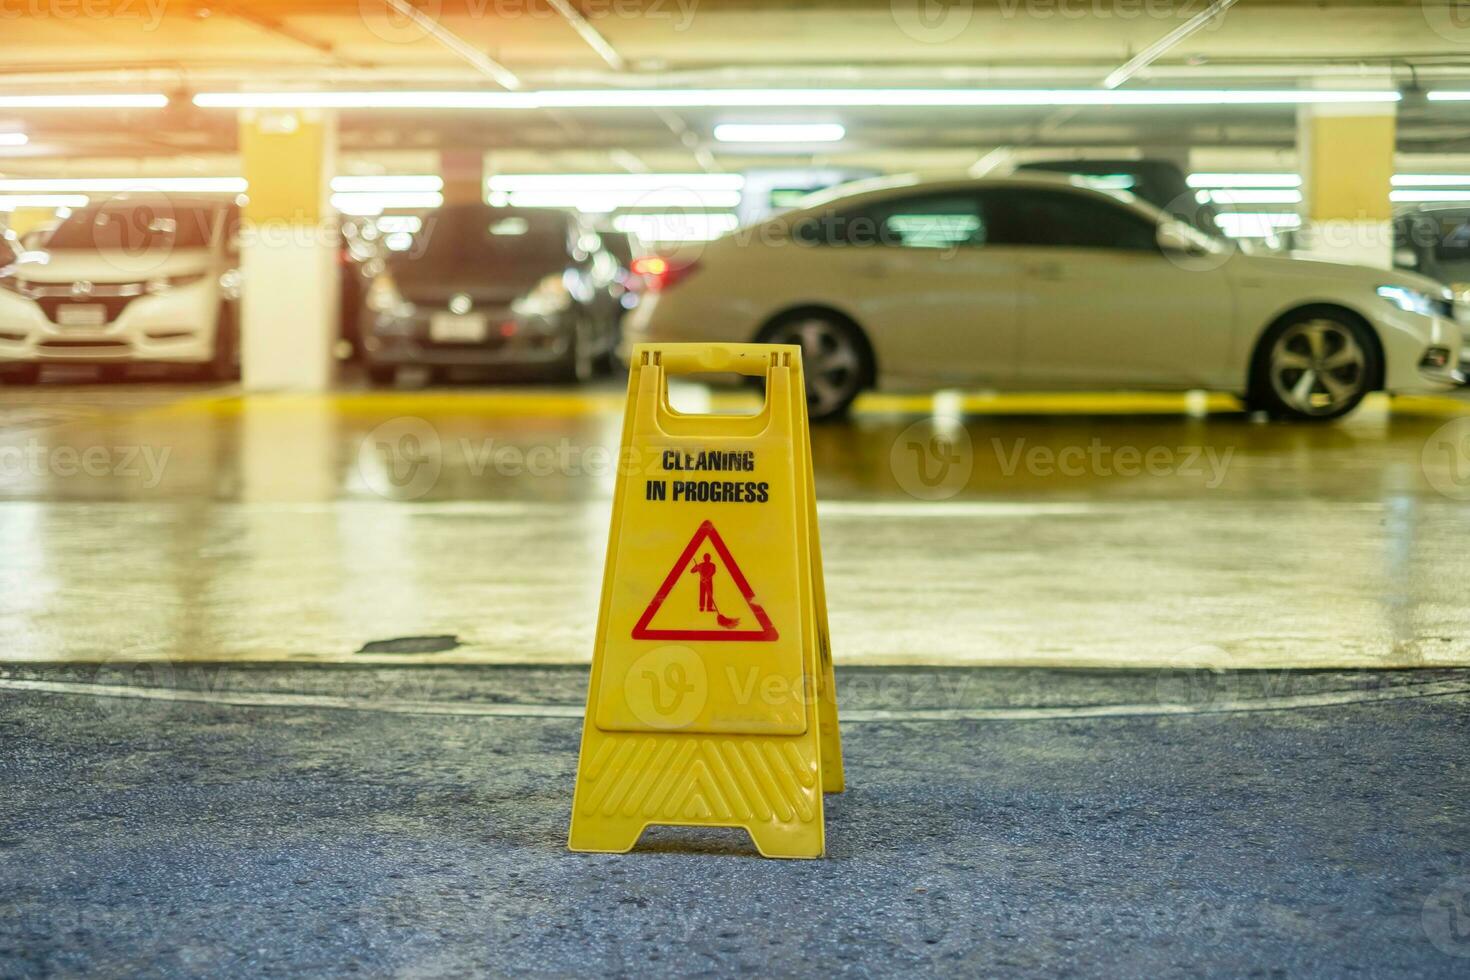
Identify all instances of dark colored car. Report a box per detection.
[1394,206,1470,375]
[360,205,621,383]
[1394,206,1470,290]
[598,228,646,317]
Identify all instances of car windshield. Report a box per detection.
[45,203,222,251]
[390,208,570,278]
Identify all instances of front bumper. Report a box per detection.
[0,282,221,364]
[362,307,574,368]
[1377,309,1466,394]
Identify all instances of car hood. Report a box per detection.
[1229,251,1448,296]
[388,262,557,307]
[8,248,216,284]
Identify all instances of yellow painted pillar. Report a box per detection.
[1297,86,1396,268]
[238,108,339,390]
[5,207,59,239]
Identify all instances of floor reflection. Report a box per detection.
[1,383,1467,668]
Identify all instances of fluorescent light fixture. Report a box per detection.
[331,175,443,193]
[0,133,28,147]
[488,173,745,192]
[713,123,845,143]
[612,212,739,242]
[1213,212,1301,237]
[0,194,90,211]
[1201,189,1303,205]
[0,94,168,109]
[1187,172,1302,188]
[197,92,540,109]
[502,190,742,213]
[331,191,443,215]
[0,177,246,193]
[1392,174,1470,187]
[1390,189,1470,203]
[1427,91,1470,101]
[196,89,1401,110]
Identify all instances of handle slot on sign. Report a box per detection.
[642,345,790,436]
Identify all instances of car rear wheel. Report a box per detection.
[552,317,594,383]
[758,312,872,420]
[1249,310,1378,421]
[205,304,241,382]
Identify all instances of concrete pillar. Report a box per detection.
[1296,84,1396,268]
[440,149,485,207]
[238,108,339,391]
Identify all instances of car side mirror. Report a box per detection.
[1156,222,1200,256]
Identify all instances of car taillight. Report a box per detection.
[630,255,699,292]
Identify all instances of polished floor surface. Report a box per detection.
[2,378,1469,668]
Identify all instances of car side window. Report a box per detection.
[991,189,1157,251]
[795,192,988,250]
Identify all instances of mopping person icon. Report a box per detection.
[690,552,717,611]
[689,552,740,628]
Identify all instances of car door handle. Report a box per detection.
[1030,262,1065,281]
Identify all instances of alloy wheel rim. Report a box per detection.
[771,318,862,415]
[1268,319,1367,416]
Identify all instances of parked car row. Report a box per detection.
[0,176,1465,421]
[0,199,642,386]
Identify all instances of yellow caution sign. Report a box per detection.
[569,343,843,859]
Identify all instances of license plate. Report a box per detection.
[57,304,107,328]
[429,312,487,343]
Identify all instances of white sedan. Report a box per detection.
[624,174,1464,420]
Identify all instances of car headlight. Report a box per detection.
[1377,284,1452,318]
[365,273,414,319]
[145,272,208,295]
[218,269,242,301]
[511,273,574,318]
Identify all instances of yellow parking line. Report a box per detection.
[1384,394,1470,417]
[66,386,1470,423]
[853,391,1244,415]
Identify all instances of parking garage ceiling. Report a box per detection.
[1,0,1470,169]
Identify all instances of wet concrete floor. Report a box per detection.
[1,381,1468,668]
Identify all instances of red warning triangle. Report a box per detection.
[631,520,779,642]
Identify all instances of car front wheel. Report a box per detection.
[1249,310,1378,421]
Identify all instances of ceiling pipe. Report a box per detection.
[1102,0,1239,89]
[544,0,627,72]
[381,0,521,90]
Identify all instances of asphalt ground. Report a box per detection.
[3,663,1469,978]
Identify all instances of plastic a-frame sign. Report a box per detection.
[569,342,843,859]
